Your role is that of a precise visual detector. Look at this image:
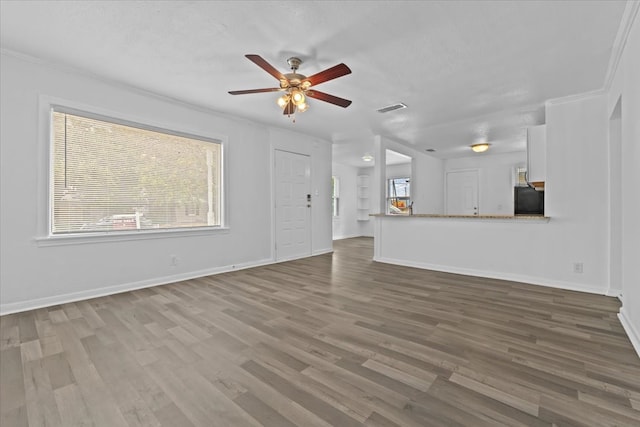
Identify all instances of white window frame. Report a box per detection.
[35,96,229,246]
[386,176,411,214]
[515,165,528,187]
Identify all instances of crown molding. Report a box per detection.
[545,1,639,108]
[544,88,606,107]
[1,47,333,144]
[603,0,640,91]
[0,48,240,120]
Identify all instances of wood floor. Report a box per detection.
[2,237,640,426]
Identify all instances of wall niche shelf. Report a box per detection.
[357,175,370,221]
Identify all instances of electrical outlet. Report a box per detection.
[573,262,583,274]
[171,255,180,266]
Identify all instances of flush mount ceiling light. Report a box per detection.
[362,154,374,162]
[471,143,490,153]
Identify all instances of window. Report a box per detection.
[387,177,411,214]
[331,176,340,217]
[50,109,222,234]
[515,166,528,186]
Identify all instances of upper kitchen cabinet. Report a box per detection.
[527,124,546,188]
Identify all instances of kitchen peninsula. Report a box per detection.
[372,213,549,220]
[372,213,556,291]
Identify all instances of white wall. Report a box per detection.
[608,101,622,296]
[331,162,360,240]
[544,94,610,289]
[375,93,612,295]
[0,52,332,314]
[445,151,526,215]
[413,152,445,215]
[385,163,411,179]
[607,8,640,354]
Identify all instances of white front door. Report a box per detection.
[275,149,311,261]
[446,170,479,215]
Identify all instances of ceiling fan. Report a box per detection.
[229,54,352,117]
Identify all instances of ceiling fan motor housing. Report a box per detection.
[283,73,306,87]
[287,57,302,71]
[284,57,305,88]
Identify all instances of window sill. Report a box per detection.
[34,226,230,247]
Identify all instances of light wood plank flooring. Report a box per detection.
[2,237,640,426]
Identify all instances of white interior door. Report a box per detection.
[275,149,311,261]
[446,170,479,215]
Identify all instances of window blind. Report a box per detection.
[51,110,221,234]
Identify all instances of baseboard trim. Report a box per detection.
[333,234,362,241]
[373,256,608,295]
[619,307,640,359]
[312,248,333,256]
[606,288,623,298]
[276,249,333,264]
[0,257,274,316]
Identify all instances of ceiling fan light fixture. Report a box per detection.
[229,54,352,119]
[277,95,289,108]
[471,143,490,153]
[291,89,305,105]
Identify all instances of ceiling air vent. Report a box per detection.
[377,103,407,113]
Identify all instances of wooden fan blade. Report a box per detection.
[303,63,351,87]
[306,90,352,108]
[245,54,285,81]
[228,88,282,95]
[283,99,295,115]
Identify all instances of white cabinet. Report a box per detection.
[356,175,370,221]
[527,124,546,185]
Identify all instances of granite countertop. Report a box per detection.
[371,213,549,220]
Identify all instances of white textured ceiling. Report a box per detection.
[0,1,627,166]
